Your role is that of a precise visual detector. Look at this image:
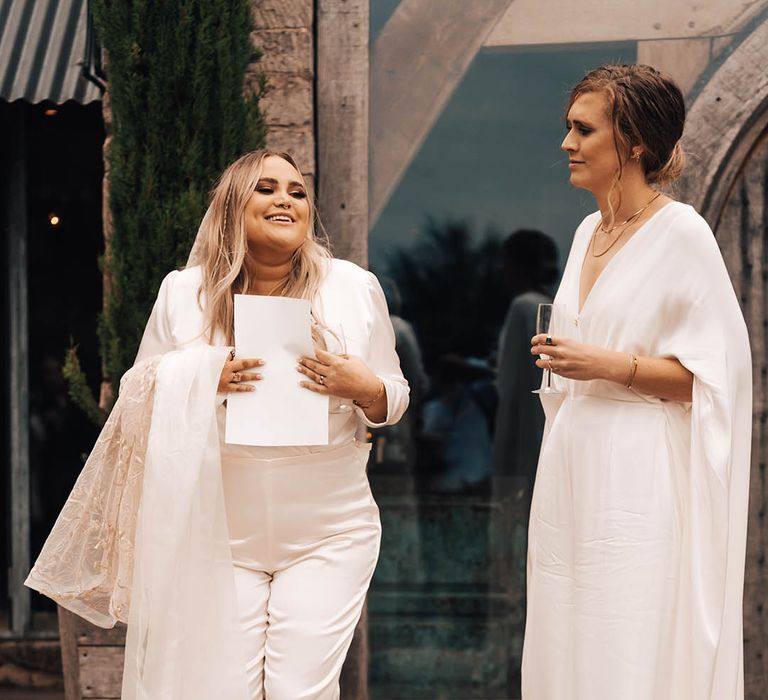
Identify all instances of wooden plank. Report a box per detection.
[676,20,768,227]
[316,6,371,693]
[7,100,31,636]
[369,0,512,227]
[484,0,763,47]
[316,0,369,267]
[636,38,711,95]
[78,646,124,698]
[58,608,81,700]
[74,619,127,647]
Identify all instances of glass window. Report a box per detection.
[367,9,635,697]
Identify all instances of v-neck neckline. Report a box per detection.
[576,201,677,316]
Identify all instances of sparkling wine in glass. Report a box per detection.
[532,303,561,395]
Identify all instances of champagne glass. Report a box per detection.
[532,303,562,395]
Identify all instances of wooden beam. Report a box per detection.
[6,102,31,636]
[58,607,82,700]
[484,0,765,47]
[316,0,369,267]
[675,19,768,225]
[316,6,371,695]
[636,38,711,96]
[369,0,513,227]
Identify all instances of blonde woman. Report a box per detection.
[27,150,409,700]
[522,65,750,699]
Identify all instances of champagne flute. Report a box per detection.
[532,303,562,395]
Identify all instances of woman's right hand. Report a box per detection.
[219,354,264,393]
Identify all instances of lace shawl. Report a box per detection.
[25,355,161,628]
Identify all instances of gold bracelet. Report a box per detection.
[354,381,385,409]
[626,353,639,388]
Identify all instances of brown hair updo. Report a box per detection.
[567,64,686,186]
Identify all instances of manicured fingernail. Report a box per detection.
[255,373,262,379]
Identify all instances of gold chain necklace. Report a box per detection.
[592,192,662,258]
[599,192,662,233]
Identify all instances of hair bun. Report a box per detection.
[647,141,685,186]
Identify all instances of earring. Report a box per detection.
[632,151,641,161]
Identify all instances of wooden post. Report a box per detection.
[316,2,371,697]
[6,101,31,637]
[316,0,369,268]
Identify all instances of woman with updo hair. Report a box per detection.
[523,65,750,699]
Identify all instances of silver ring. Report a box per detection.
[232,372,241,383]
[318,375,325,385]
[547,360,554,372]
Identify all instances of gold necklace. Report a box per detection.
[592,192,662,258]
[599,192,662,233]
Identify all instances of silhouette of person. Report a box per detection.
[374,277,429,467]
[492,229,558,490]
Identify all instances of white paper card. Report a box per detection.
[225,294,329,446]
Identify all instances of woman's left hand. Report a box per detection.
[298,348,382,404]
[530,333,618,382]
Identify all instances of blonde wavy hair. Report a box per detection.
[189,150,332,345]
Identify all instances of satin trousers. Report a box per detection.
[221,442,381,700]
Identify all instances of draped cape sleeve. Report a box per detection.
[536,204,751,697]
[24,355,162,628]
[27,270,251,700]
[653,212,751,698]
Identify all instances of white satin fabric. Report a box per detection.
[122,345,252,699]
[222,442,380,699]
[136,259,409,444]
[28,257,408,700]
[522,202,751,699]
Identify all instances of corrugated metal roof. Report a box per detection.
[0,0,102,104]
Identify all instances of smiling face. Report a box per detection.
[561,90,626,195]
[244,155,311,260]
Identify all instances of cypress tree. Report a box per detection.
[85,0,265,403]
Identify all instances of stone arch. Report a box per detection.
[677,18,768,225]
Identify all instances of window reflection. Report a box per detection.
[367,37,636,699]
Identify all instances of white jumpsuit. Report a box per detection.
[522,203,751,699]
[136,258,410,699]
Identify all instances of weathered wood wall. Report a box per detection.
[59,608,125,700]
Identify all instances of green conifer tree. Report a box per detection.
[81,0,265,406]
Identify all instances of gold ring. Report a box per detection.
[548,360,554,372]
[545,336,553,345]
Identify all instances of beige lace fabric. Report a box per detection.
[25,355,162,628]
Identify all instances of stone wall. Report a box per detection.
[248,0,315,187]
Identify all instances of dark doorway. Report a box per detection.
[1,98,104,632]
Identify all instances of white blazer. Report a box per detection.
[136,258,410,448]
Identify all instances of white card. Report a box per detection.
[225,294,329,446]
